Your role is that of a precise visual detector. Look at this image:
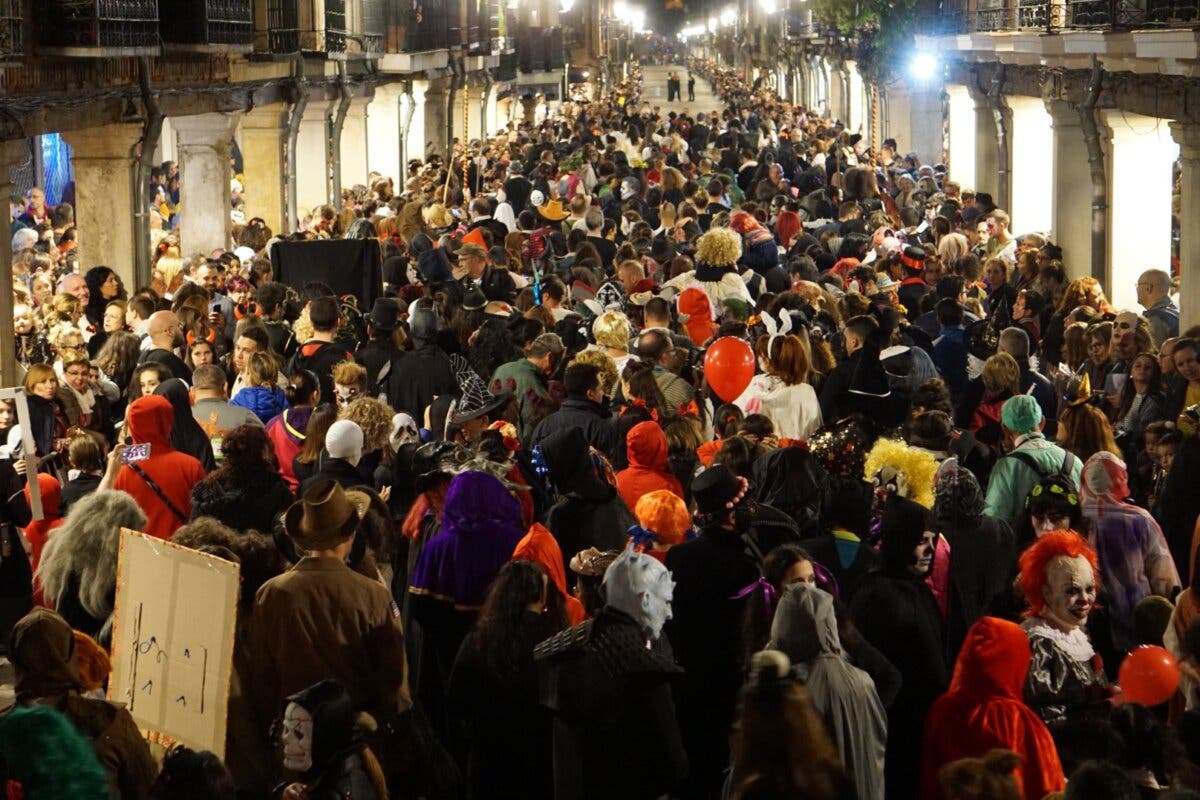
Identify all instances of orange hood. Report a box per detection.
[513,523,586,625]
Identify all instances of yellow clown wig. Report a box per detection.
[863,437,938,509]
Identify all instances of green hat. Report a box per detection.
[1001,394,1042,434]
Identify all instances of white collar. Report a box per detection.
[1022,617,1095,662]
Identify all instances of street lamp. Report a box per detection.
[719,6,737,26]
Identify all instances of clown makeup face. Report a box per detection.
[333,382,361,409]
[280,702,314,773]
[1042,554,1096,633]
[909,531,937,578]
[641,571,675,641]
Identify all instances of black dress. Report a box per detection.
[850,570,949,800]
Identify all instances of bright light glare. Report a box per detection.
[909,52,939,82]
[613,0,629,17]
[759,0,778,12]
[707,16,717,31]
[678,23,706,39]
[719,6,737,25]
[560,0,575,11]
[628,6,646,32]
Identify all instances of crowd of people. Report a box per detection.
[1,53,1199,800]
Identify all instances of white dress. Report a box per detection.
[733,374,823,440]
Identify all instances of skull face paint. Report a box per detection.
[280,702,314,773]
[1041,554,1096,633]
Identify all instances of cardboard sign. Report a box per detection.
[0,387,40,519]
[109,529,240,757]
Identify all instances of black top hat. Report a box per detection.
[691,464,751,521]
[367,298,401,332]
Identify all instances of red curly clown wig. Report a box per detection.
[1018,530,1099,619]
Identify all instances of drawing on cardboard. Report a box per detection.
[109,528,240,757]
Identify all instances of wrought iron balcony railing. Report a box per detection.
[924,0,1200,32]
[37,0,160,54]
[0,0,21,63]
[160,0,253,50]
[258,0,347,55]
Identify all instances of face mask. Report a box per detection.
[640,572,675,640]
[280,702,314,772]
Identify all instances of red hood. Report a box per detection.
[513,523,586,625]
[627,420,668,471]
[25,473,61,518]
[949,616,1031,702]
[126,395,174,449]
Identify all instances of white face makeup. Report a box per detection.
[640,572,675,641]
[280,702,314,773]
[909,531,937,578]
[1042,554,1096,633]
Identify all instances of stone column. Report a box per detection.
[406,81,428,166]
[423,79,449,159]
[64,124,143,290]
[172,112,240,258]
[0,139,28,385]
[296,101,330,215]
[240,104,289,234]
[367,83,402,182]
[340,96,371,189]
[1045,99,1094,280]
[1171,121,1200,330]
[908,84,943,167]
[966,83,999,198]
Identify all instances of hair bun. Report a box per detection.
[750,649,791,683]
[354,712,378,734]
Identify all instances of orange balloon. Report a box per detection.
[704,336,756,403]
[1118,645,1180,706]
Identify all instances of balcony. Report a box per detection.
[518,26,565,73]
[0,0,21,64]
[256,0,346,56]
[37,0,160,56]
[361,0,384,55]
[160,0,253,52]
[403,1,451,51]
[928,0,1200,32]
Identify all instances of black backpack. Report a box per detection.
[1004,449,1078,509]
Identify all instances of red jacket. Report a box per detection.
[616,421,684,510]
[921,616,1065,800]
[114,395,206,540]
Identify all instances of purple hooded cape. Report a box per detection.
[408,470,525,609]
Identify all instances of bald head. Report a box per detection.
[1137,269,1171,307]
[147,310,182,348]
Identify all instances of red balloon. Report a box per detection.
[704,336,756,403]
[1118,645,1180,706]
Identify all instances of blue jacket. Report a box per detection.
[230,386,288,424]
[932,326,968,399]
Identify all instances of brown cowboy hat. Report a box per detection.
[284,479,361,551]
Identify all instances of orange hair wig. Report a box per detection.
[1018,530,1099,618]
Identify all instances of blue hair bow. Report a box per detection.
[627,524,658,550]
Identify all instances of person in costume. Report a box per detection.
[534,546,687,800]
[850,495,949,800]
[768,583,888,799]
[1079,450,1179,655]
[273,679,389,800]
[920,616,1066,800]
[1017,530,1110,762]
